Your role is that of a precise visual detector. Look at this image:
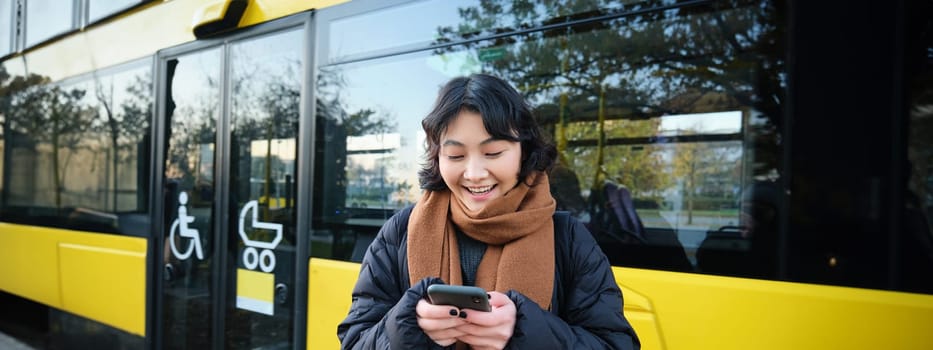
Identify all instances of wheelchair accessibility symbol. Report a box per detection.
[235,200,283,316]
[169,192,204,260]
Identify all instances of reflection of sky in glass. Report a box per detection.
[329,50,476,203]
[171,49,221,113]
[112,68,147,107]
[250,138,296,162]
[231,29,302,124]
[232,29,303,82]
[0,0,11,55]
[25,0,74,47]
[90,64,150,146]
[328,0,473,62]
[325,0,768,211]
[659,111,742,135]
[88,0,141,23]
[327,0,632,63]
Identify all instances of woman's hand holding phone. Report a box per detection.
[453,291,516,350]
[419,285,516,350]
[415,298,468,347]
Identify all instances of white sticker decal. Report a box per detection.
[235,200,283,315]
[169,192,204,260]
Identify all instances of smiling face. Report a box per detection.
[439,110,522,212]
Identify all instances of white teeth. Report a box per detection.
[467,185,493,194]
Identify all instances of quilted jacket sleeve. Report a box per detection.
[337,209,445,350]
[505,216,640,349]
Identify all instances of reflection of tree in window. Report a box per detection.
[7,80,94,208]
[316,66,404,211]
[434,0,784,199]
[230,42,302,224]
[93,70,152,211]
[427,0,785,272]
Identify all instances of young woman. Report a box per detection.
[338,74,640,349]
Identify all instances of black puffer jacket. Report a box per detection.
[338,205,640,349]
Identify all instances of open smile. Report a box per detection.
[465,185,495,195]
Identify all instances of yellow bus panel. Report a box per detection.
[0,223,147,336]
[306,258,933,349]
[59,243,147,336]
[618,284,664,350]
[615,267,933,349]
[308,258,362,350]
[0,223,65,308]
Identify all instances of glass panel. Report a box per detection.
[0,0,12,56]
[904,0,933,293]
[0,62,151,236]
[225,29,302,349]
[0,59,26,204]
[327,0,635,63]
[314,54,422,261]
[25,0,74,47]
[88,0,145,23]
[161,48,221,349]
[316,0,784,279]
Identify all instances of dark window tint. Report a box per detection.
[0,60,151,236]
[901,0,933,294]
[161,48,220,349]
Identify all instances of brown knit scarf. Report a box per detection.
[408,172,557,309]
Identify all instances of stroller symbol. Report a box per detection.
[238,200,283,273]
[169,192,204,260]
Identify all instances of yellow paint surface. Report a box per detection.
[0,223,147,336]
[0,224,64,307]
[308,258,361,349]
[59,243,147,336]
[304,258,933,350]
[237,268,274,302]
[613,267,933,349]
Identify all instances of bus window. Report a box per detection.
[903,2,933,293]
[24,0,75,48]
[312,1,784,276]
[87,0,147,24]
[311,0,933,295]
[313,57,416,261]
[0,0,12,56]
[0,61,152,236]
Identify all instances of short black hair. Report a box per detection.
[418,73,556,191]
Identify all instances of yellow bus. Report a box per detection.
[1,0,932,349]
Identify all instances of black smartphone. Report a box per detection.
[426,284,491,312]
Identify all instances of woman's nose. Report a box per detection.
[463,158,488,180]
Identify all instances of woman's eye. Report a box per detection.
[446,155,464,160]
[485,151,504,157]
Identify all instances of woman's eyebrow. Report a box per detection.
[441,137,499,147]
[442,139,464,147]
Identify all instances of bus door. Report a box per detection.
[155,25,307,349]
